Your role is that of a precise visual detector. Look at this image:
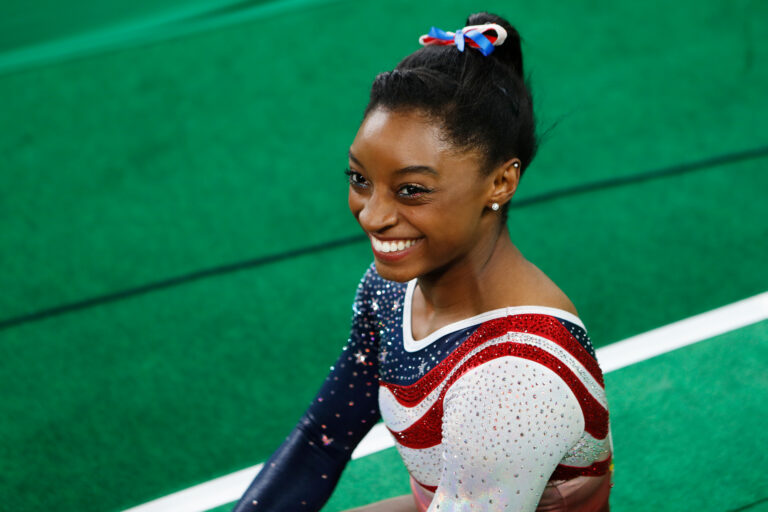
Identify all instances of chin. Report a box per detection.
[373,260,419,283]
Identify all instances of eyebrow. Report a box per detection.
[348,151,439,177]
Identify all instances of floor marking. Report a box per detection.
[597,291,768,373]
[6,145,767,332]
[0,0,345,76]
[121,423,393,512]
[123,291,768,512]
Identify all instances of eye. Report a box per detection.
[344,168,369,189]
[398,184,431,199]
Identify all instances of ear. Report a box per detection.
[487,158,521,208]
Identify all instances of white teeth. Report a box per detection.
[371,237,419,254]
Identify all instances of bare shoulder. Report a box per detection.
[505,259,579,317]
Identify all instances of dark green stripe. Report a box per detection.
[1,144,766,332]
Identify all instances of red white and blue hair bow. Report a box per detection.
[418,23,508,56]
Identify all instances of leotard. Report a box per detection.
[233,262,613,511]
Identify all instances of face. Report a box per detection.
[347,107,497,283]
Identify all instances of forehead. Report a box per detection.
[350,108,482,173]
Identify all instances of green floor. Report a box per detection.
[1,0,767,511]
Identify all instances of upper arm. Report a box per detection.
[428,356,584,512]
[302,262,382,452]
[232,264,381,511]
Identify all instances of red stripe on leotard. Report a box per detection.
[381,315,604,409]
[550,457,613,480]
[387,342,609,449]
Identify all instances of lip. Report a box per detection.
[369,235,423,262]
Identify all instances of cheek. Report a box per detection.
[411,202,476,241]
[423,198,483,247]
[437,191,482,227]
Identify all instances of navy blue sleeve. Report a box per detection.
[233,263,381,511]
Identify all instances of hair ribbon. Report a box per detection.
[418,23,508,56]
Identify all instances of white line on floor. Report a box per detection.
[121,423,393,512]
[596,291,768,372]
[123,291,768,512]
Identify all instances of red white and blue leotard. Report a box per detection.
[233,262,613,511]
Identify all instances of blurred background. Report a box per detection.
[1,0,767,510]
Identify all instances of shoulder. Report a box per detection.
[353,261,408,311]
[353,261,378,294]
[355,260,384,295]
[505,259,579,317]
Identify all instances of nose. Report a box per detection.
[356,189,397,233]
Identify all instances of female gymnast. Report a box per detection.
[234,11,613,512]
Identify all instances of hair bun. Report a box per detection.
[466,12,523,79]
[364,10,538,193]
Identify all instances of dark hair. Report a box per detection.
[363,12,537,220]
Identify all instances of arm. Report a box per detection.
[428,356,584,512]
[233,264,381,512]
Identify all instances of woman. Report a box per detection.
[234,11,613,512]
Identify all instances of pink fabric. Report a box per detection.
[536,471,613,512]
[409,469,613,512]
[409,478,434,511]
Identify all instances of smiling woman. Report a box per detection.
[233,11,612,512]
[346,108,508,284]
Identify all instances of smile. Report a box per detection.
[370,236,421,254]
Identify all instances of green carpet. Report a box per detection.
[1,0,766,510]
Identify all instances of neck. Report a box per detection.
[415,224,523,317]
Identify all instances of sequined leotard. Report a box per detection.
[233,262,613,511]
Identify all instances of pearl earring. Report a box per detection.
[513,162,520,168]
[491,203,500,211]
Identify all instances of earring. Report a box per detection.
[491,202,500,211]
[513,161,520,168]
